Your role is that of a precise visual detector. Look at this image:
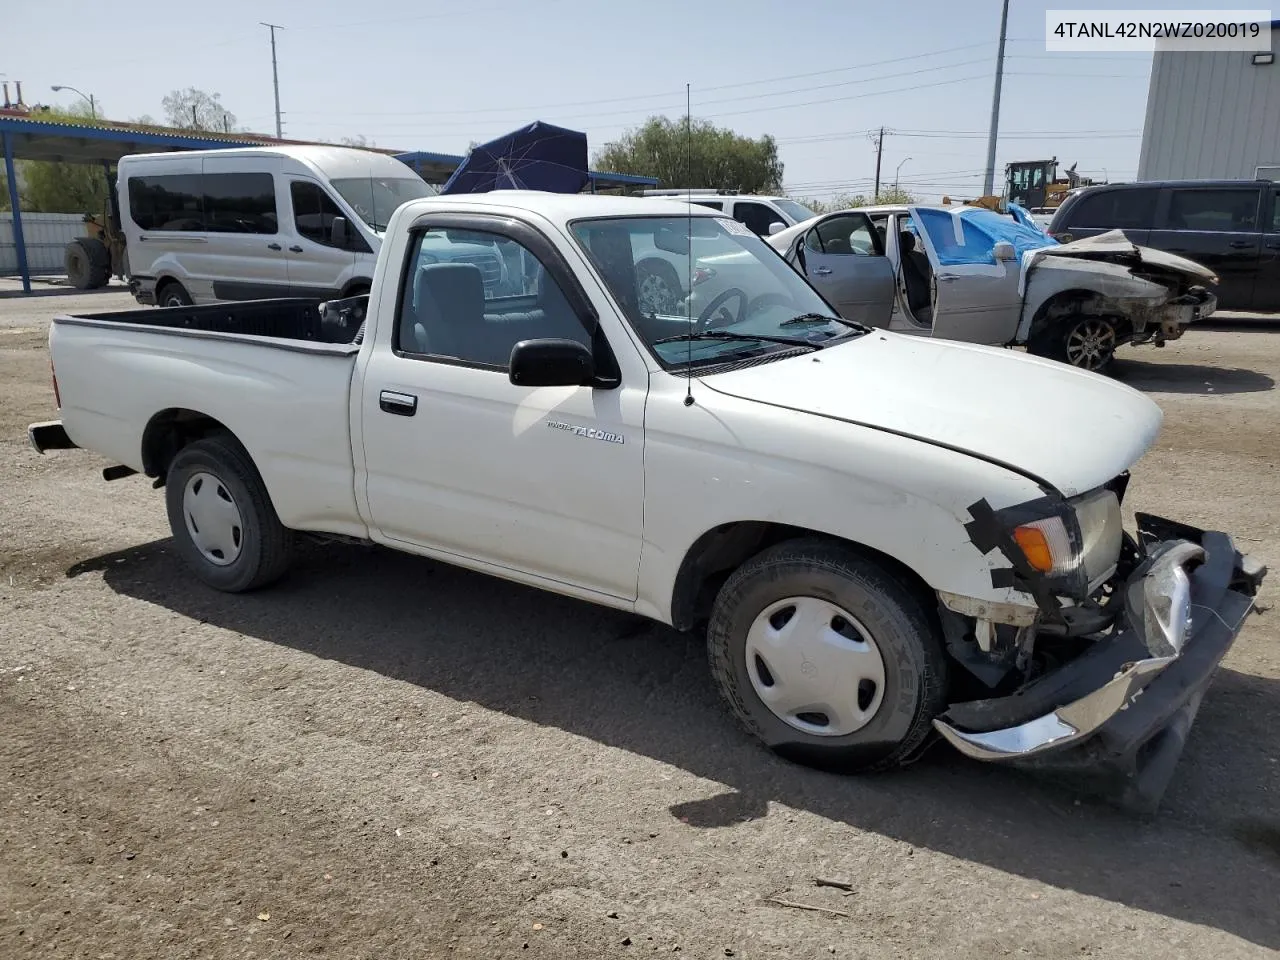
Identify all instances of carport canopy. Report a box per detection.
[1,113,658,295]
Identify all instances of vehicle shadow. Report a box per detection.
[1111,357,1275,395]
[0,282,129,300]
[68,539,1280,949]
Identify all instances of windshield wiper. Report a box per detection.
[780,312,869,332]
[652,330,824,350]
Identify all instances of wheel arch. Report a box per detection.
[141,408,237,485]
[1025,288,1133,344]
[669,520,936,632]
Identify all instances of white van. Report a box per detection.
[119,145,437,307]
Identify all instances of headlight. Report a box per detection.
[1011,489,1121,587]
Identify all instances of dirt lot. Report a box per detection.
[2,286,1278,959]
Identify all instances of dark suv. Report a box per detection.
[1047,180,1280,311]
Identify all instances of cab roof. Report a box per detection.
[396,190,727,225]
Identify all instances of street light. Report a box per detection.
[894,157,913,190]
[51,84,95,119]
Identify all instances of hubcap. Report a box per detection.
[745,596,887,737]
[1066,318,1116,370]
[182,471,244,566]
[638,273,675,315]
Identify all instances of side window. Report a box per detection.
[128,174,205,231]
[1163,188,1261,231]
[1067,188,1157,229]
[1272,189,1280,233]
[734,202,786,236]
[291,181,347,247]
[808,214,877,255]
[203,172,277,234]
[691,200,724,211]
[396,227,590,368]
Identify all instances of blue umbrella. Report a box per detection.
[440,121,589,195]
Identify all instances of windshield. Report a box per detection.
[330,176,437,232]
[571,215,863,370]
[773,198,818,223]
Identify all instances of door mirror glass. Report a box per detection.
[767,220,786,235]
[992,240,1016,261]
[509,338,595,387]
[330,216,350,248]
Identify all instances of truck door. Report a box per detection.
[359,215,646,602]
[796,212,895,326]
[909,205,1024,346]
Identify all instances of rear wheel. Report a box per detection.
[707,539,948,772]
[1028,313,1119,373]
[65,237,111,290]
[157,280,193,308]
[164,433,294,592]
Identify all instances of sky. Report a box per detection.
[2,0,1167,202]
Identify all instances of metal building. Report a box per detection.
[1138,21,1280,181]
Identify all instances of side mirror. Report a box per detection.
[330,216,350,248]
[767,220,786,236]
[509,338,595,387]
[992,240,1016,261]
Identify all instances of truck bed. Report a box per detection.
[66,295,369,346]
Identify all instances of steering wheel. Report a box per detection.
[695,287,748,332]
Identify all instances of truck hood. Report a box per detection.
[701,333,1163,497]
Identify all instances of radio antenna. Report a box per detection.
[684,82,695,407]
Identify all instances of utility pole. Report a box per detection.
[261,22,284,139]
[872,127,885,201]
[983,0,1011,196]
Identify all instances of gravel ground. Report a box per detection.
[2,286,1278,959]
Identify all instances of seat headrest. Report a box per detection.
[415,262,485,320]
[899,231,916,254]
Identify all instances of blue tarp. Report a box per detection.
[439,121,590,195]
[914,205,1058,267]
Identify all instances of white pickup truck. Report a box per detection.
[29,191,1265,812]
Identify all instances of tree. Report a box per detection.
[340,134,378,148]
[593,116,783,193]
[793,186,920,215]
[162,88,238,132]
[5,103,111,214]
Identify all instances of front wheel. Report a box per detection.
[707,539,948,772]
[1028,313,1119,373]
[157,281,193,309]
[164,433,294,592]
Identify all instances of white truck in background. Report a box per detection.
[30,190,1264,813]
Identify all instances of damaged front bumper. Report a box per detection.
[933,513,1265,813]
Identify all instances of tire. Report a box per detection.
[707,539,948,773]
[65,237,111,290]
[636,259,683,315]
[164,433,294,592]
[156,280,193,309]
[1027,313,1119,373]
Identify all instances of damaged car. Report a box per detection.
[765,203,1219,372]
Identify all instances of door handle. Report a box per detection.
[289,245,304,253]
[937,274,958,282]
[1229,240,1254,249]
[267,242,282,251]
[813,266,833,275]
[379,390,418,416]
[1265,241,1280,250]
